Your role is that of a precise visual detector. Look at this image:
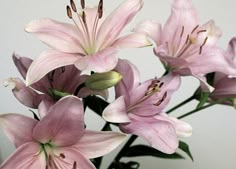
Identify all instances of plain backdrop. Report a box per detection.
[0,0,236,169]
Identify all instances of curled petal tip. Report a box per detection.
[3,78,16,89]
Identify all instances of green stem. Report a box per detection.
[107,135,138,169]
[166,95,195,114]
[178,98,230,119]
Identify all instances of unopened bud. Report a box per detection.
[85,71,122,90]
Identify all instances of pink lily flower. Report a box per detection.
[0,96,126,169]
[133,0,236,90]
[4,53,108,111]
[206,38,236,104]
[103,59,192,154]
[25,0,151,86]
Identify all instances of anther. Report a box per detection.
[82,11,86,24]
[73,161,77,169]
[70,0,77,12]
[60,153,65,159]
[197,30,207,34]
[191,25,199,34]
[154,100,162,106]
[180,26,184,38]
[66,6,73,19]
[81,0,85,9]
[199,37,208,54]
[61,66,65,73]
[185,34,190,44]
[98,0,103,19]
[48,70,55,83]
[159,82,164,88]
[162,91,167,101]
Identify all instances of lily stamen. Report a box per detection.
[80,0,85,9]
[191,25,199,34]
[70,0,77,12]
[199,37,208,54]
[73,161,77,169]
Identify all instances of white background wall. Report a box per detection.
[0,0,236,169]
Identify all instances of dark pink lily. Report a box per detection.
[103,59,192,154]
[25,0,151,86]
[133,0,236,91]
[4,53,107,111]
[0,96,126,169]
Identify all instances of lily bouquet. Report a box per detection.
[1,0,236,168]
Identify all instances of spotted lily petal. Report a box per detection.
[33,96,84,146]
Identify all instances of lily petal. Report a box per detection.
[0,142,45,169]
[74,130,127,159]
[26,50,79,86]
[162,0,198,46]
[103,96,130,123]
[186,46,236,76]
[115,59,141,94]
[12,53,32,79]
[155,114,192,137]
[120,114,178,154]
[97,0,143,49]
[25,18,85,54]
[75,47,118,73]
[0,114,37,148]
[133,20,162,45]
[113,33,152,49]
[33,96,84,146]
[4,77,44,108]
[226,37,236,60]
[54,147,96,169]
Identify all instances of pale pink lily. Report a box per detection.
[133,0,236,90]
[25,0,151,86]
[0,96,126,169]
[4,53,108,111]
[206,38,236,104]
[103,59,192,154]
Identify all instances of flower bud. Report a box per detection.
[85,71,122,90]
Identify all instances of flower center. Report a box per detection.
[127,79,167,111]
[41,142,77,168]
[66,0,104,55]
[169,25,208,58]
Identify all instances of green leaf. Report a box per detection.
[178,141,194,161]
[28,109,39,121]
[196,92,210,109]
[110,161,140,169]
[122,145,184,159]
